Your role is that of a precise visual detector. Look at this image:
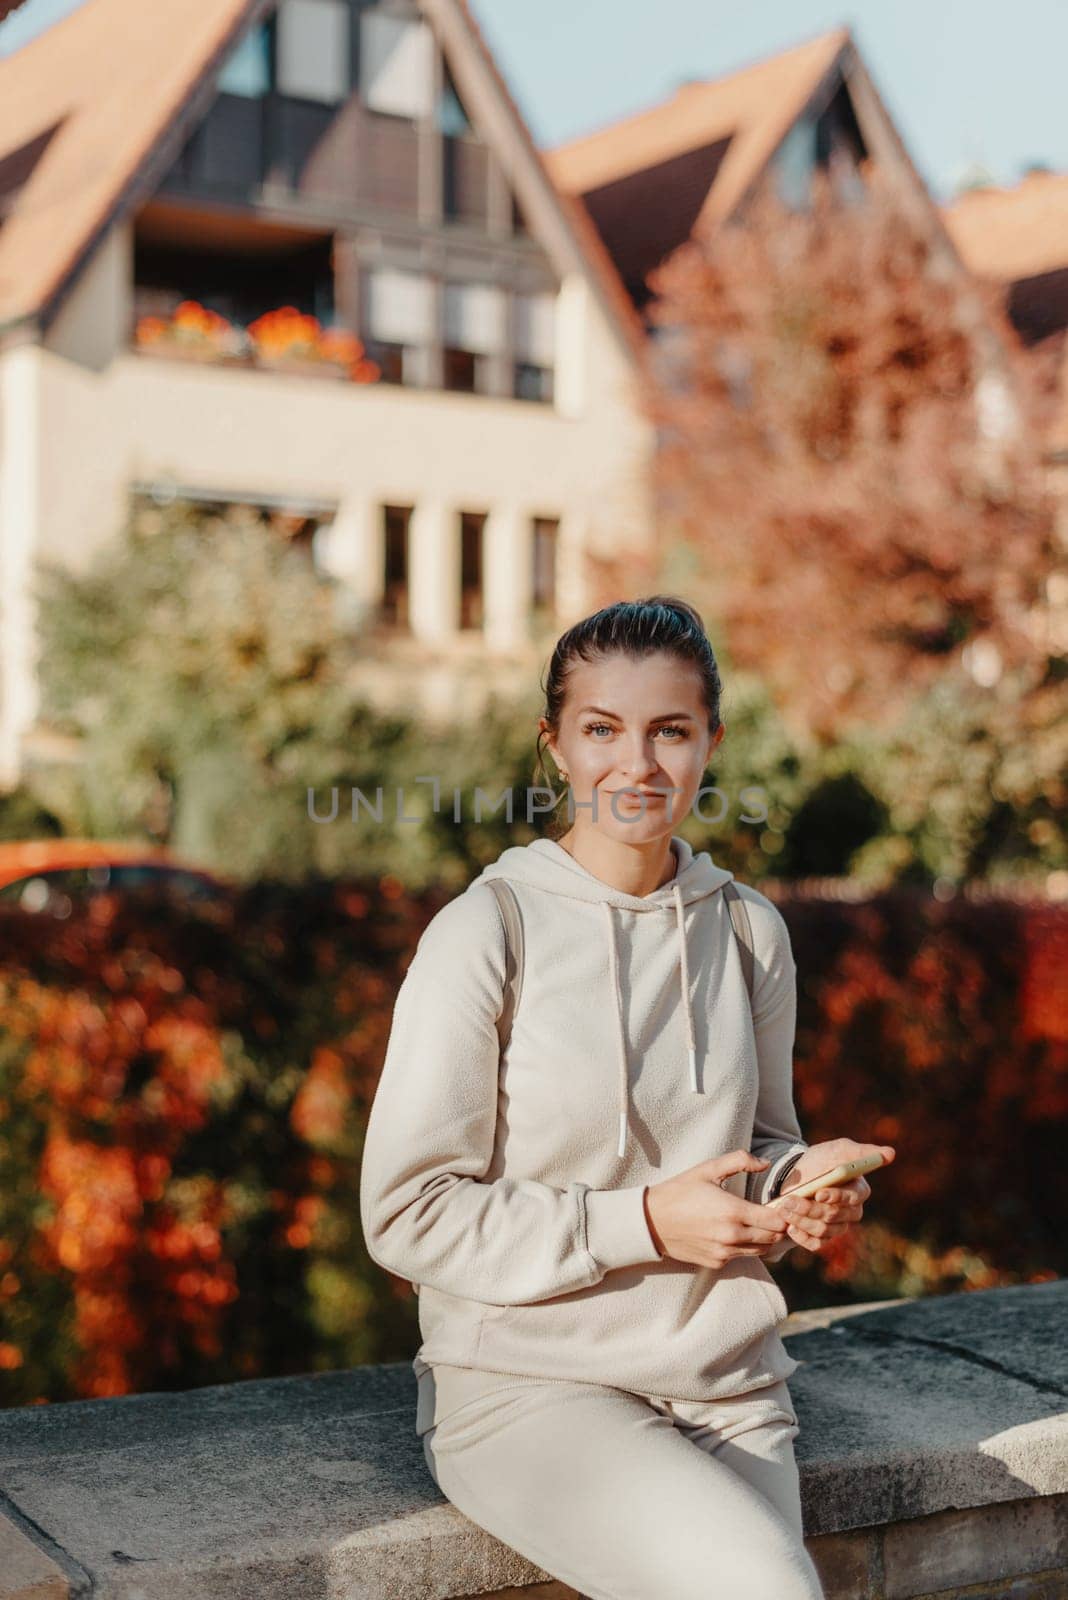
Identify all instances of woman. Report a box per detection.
[360,597,894,1600]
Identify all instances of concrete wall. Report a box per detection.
[0,1282,1064,1600]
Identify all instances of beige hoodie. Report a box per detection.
[359,834,810,1402]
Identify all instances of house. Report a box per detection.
[543,29,1027,462]
[543,30,991,307]
[944,170,1068,509]
[542,28,1049,672]
[0,0,653,789]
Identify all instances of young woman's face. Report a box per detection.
[542,652,724,842]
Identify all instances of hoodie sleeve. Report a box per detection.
[740,892,809,1257]
[359,882,663,1306]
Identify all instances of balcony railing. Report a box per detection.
[130,295,557,404]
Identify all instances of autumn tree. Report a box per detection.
[627,167,1061,743]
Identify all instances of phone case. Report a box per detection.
[766,1151,885,1204]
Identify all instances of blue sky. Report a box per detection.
[3,0,1065,200]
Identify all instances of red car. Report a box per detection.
[0,840,231,915]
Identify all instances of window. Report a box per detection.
[514,363,553,403]
[459,512,486,630]
[776,86,868,211]
[775,118,818,211]
[368,342,405,385]
[217,22,272,98]
[443,347,477,392]
[443,282,504,394]
[130,488,337,577]
[437,60,471,137]
[133,230,335,335]
[531,517,559,617]
[359,12,434,119]
[443,132,488,222]
[364,267,433,385]
[277,0,349,104]
[380,505,411,628]
[514,291,555,403]
[815,85,868,206]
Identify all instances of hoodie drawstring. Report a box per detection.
[602,881,701,1163]
[672,882,700,1095]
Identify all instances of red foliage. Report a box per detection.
[773,888,1067,1303]
[1,877,1062,1396]
[0,876,433,1403]
[630,169,1060,742]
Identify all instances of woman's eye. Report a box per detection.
[580,722,688,740]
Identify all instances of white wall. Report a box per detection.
[0,223,656,786]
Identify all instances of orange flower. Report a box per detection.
[135,315,168,345]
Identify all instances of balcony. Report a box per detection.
[131,295,381,386]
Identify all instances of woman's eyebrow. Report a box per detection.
[576,706,695,721]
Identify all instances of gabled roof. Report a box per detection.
[942,173,1068,456]
[0,0,644,359]
[544,27,850,234]
[943,171,1068,285]
[423,0,645,356]
[0,0,266,332]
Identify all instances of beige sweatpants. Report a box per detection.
[416,1361,825,1600]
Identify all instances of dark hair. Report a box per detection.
[533,596,724,835]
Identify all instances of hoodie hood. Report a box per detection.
[472,836,735,1163]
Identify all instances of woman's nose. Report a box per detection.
[620,749,660,779]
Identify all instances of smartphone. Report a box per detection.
[766,1151,886,1205]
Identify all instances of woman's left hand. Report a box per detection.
[774,1138,895,1254]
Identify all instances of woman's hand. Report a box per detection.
[772,1138,895,1254]
[644,1149,794,1269]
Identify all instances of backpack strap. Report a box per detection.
[723,880,755,1008]
[485,878,524,1050]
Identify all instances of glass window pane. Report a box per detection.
[443,283,505,355]
[277,0,349,105]
[437,61,471,136]
[532,516,559,609]
[515,291,555,368]
[775,117,818,211]
[360,13,434,119]
[217,23,272,98]
[366,268,434,345]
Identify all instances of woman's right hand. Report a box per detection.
[644,1151,790,1268]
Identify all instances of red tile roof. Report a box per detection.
[942,173,1068,454]
[943,171,1068,285]
[544,27,850,234]
[0,0,263,332]
[0,0,644,360]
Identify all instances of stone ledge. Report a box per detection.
[0,1517,72,1600]
[0,1280,1063,1599]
